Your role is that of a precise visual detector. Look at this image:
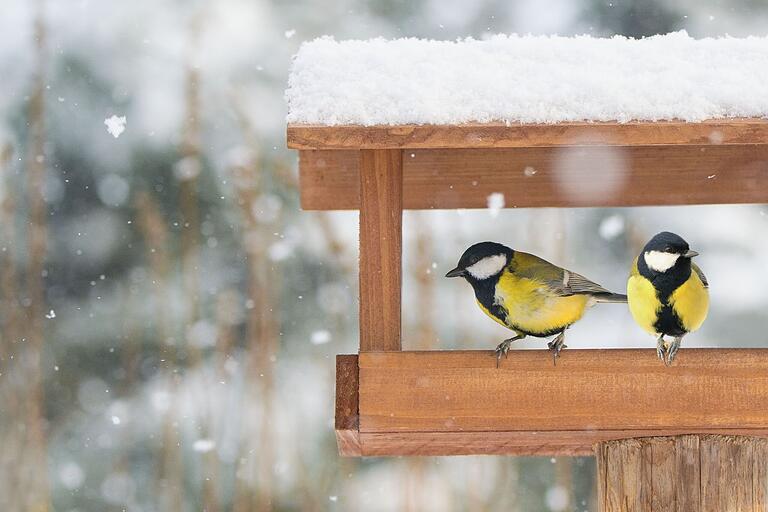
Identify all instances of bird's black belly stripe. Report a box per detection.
[638,255,692,337]
[654,304,687,337]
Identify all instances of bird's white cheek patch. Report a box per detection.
[466,254,507,280]
[644,250,680,272]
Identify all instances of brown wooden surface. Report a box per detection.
[299,145,768,210]
[358,429,768,457]
[596,435,768,512]
[349,350,768,456]
[359,150,403,351]
[288,119,768,150]
[335,354,361,456]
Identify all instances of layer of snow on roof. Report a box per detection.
[286,32,768,126]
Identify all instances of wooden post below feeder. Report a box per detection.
[596,435,768,511]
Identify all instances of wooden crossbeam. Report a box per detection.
[335,350,768,457]
[288,120,768,150]
[299,145,768,210]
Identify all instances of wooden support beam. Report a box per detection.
[335,355,361,456]
[288,119,768,150]
[596,435,768,511]
[330,350,768,456]
[358,149,402,351]
[299,145,768,210]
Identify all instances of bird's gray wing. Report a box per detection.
[560,270,615,296]
[692,263,709,288]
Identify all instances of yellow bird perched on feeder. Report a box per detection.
[627,231,709,366]
[446,241,627,365]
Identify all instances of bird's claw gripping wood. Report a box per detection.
[666,336,683,366]
[494,334,525,368]
[547,331,567,366]
[656,335,667,364]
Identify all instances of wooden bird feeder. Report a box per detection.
[287,119,768,510]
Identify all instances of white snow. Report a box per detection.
[310,329,331,345]
[599,214,625,240]
[545,485,569,511]
[104,115,127,138]
[46,309,56,319]
[286,32,768,126]
[59,461,85,490]
[486,192,505,217]
[193,439,216,453]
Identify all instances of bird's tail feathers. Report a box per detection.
[594,292,628,303]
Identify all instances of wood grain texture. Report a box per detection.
[359,150,403,351]
[287,119,768,150]
[597,435,768,512]
[351,350,768,456]
[335,354,361,456]
[299,145,768,210]
[357,429,768,457]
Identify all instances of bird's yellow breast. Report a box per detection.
[627,266,709,335]
[627,274,661,335]
[487,271,589,335]
[669,271,709,332]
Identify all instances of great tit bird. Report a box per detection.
[627,231,709,366]
[446,241,627,365]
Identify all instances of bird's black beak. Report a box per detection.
[683,250,699,258]
[445,267,465,278]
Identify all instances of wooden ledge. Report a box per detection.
[288,119,768,150]
[336,349,768,457]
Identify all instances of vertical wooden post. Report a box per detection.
[596,435,768,511]
[359,149,403,352]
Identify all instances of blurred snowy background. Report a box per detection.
[1,0,768,511]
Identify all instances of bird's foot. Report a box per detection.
[495,335,525,368]
[547,331,567,366]
[656,335,667,364]
[666,336,683,366]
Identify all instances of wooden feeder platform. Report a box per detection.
[289,119,768,508]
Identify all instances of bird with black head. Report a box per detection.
[447,241,627,365]
[627,231,709,365]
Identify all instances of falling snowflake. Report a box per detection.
[545,485,569,511]
[45,309,56,319]
[285,29,296,39]
[311,329,331,345]
[59,462,85,490]
[104,115,127,138]
[111,416,121,425]
[193,439,216,453]
[486,192,505,218]
[598,214,625,240]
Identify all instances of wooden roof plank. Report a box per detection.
[288,119,768,150]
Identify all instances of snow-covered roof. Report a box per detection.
[286,32,768,126]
